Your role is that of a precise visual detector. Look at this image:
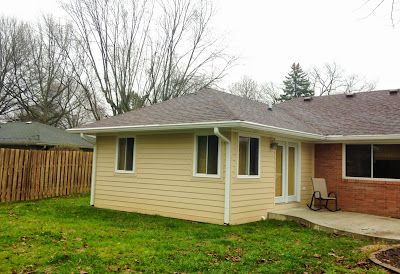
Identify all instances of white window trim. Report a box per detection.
[236,134,261,179]
[193,134,221,178]
[274,141,301,204]
[115,136,136,174]
[342,143,400,182]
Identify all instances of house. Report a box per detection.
[0,121,93,150]
[69,88,400,224]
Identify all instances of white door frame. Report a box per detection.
[274,141,300,204]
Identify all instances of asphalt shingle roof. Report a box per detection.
[0,121,93,148]
[77,88,400,137]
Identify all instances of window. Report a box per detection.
[196,135,219,175]
[346,145,371,177]
[238,136,259,176]
[116,137,135,172]
[373,144,400,179]
[345,144,400,179]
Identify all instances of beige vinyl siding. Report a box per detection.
[300,142,315,205]
[94,133,225,224]
[230,131,275,225]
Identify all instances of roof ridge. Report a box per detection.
[212,90,243,120]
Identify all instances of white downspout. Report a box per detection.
[214,127,231,225]
[80,133,97,206]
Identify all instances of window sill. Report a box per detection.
[193,173,221,179]
[115,170,135,174]
[343,176,400,182]
[237,175,260,179]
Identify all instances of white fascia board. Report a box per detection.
[68,120,325,141]
[68,120,400,142]
[325,134,400,142]
[67,121,239,134]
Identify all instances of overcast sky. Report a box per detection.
[1,0,399,90]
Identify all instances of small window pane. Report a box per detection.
[373,144,400,179]
[249,138,259,175]
[118,138,127,170]
[197,136,207,174]
[346,144,371,177]
[117,137,135,171]
[239,137,249,175]
[125,138,134,171]
[207,135,218,174]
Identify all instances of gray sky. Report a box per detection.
[1,0,399,90]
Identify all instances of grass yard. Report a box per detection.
[0,195,384,273]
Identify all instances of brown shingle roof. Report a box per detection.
[76,88,400,137]
[275,89,400,136]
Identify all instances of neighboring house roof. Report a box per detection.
[71,88,400,140]
[0,121,94,148]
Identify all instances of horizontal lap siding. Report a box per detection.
[230,132,275,224]
[94,134,225,224]
[300,143,314,205]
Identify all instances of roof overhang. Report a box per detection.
[69,120,400,142]
[324,134,400,142]
[68,120,324,141]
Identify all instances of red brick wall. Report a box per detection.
[314,144,400,218]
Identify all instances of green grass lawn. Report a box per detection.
[0,195,384,273]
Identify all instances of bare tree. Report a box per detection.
[10,17,84,127]
[259,82,281,104]
[0,17,27,117]
[310,62,344,96]
[229,76,260,101]
[229,76,281,104]
[310,62,376,96]
[343,74,376,93]
[145,0,235,104]
[62,0,235,117]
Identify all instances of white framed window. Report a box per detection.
[194,135,220,177]
[115,137,135,173]
[237,135,260,177]
[344,144,400,180]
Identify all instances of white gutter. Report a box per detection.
[325,134,400,142]
[68,120,324,141]
[214,127,231,225]
[90,144,97,206]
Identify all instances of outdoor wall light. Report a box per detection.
[270,142,278,150]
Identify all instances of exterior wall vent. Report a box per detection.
[303,96,312,101]
[389,89,399,95]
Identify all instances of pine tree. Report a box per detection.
[280,63,314,101]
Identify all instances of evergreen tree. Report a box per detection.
[280,63,314,101]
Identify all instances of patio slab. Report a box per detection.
[268,207,400,243]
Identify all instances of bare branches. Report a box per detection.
[310,63,376,96]
[62,0,235,113]
[361,0,399,26]
[229,76,281,105]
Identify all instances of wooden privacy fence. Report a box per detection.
[0,148,93,202]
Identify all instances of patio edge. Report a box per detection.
[268,212,400,244]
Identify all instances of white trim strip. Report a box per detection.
[69,120,400,142]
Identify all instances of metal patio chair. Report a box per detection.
[307,178,340,212]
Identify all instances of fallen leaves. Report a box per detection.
[313,253,321,259]
[328,251,344,262]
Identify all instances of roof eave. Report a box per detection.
[324,134,400,142]
[68,120,325,141]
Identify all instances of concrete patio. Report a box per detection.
[268,207,400,243]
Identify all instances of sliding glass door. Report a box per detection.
[275,142,299,203]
